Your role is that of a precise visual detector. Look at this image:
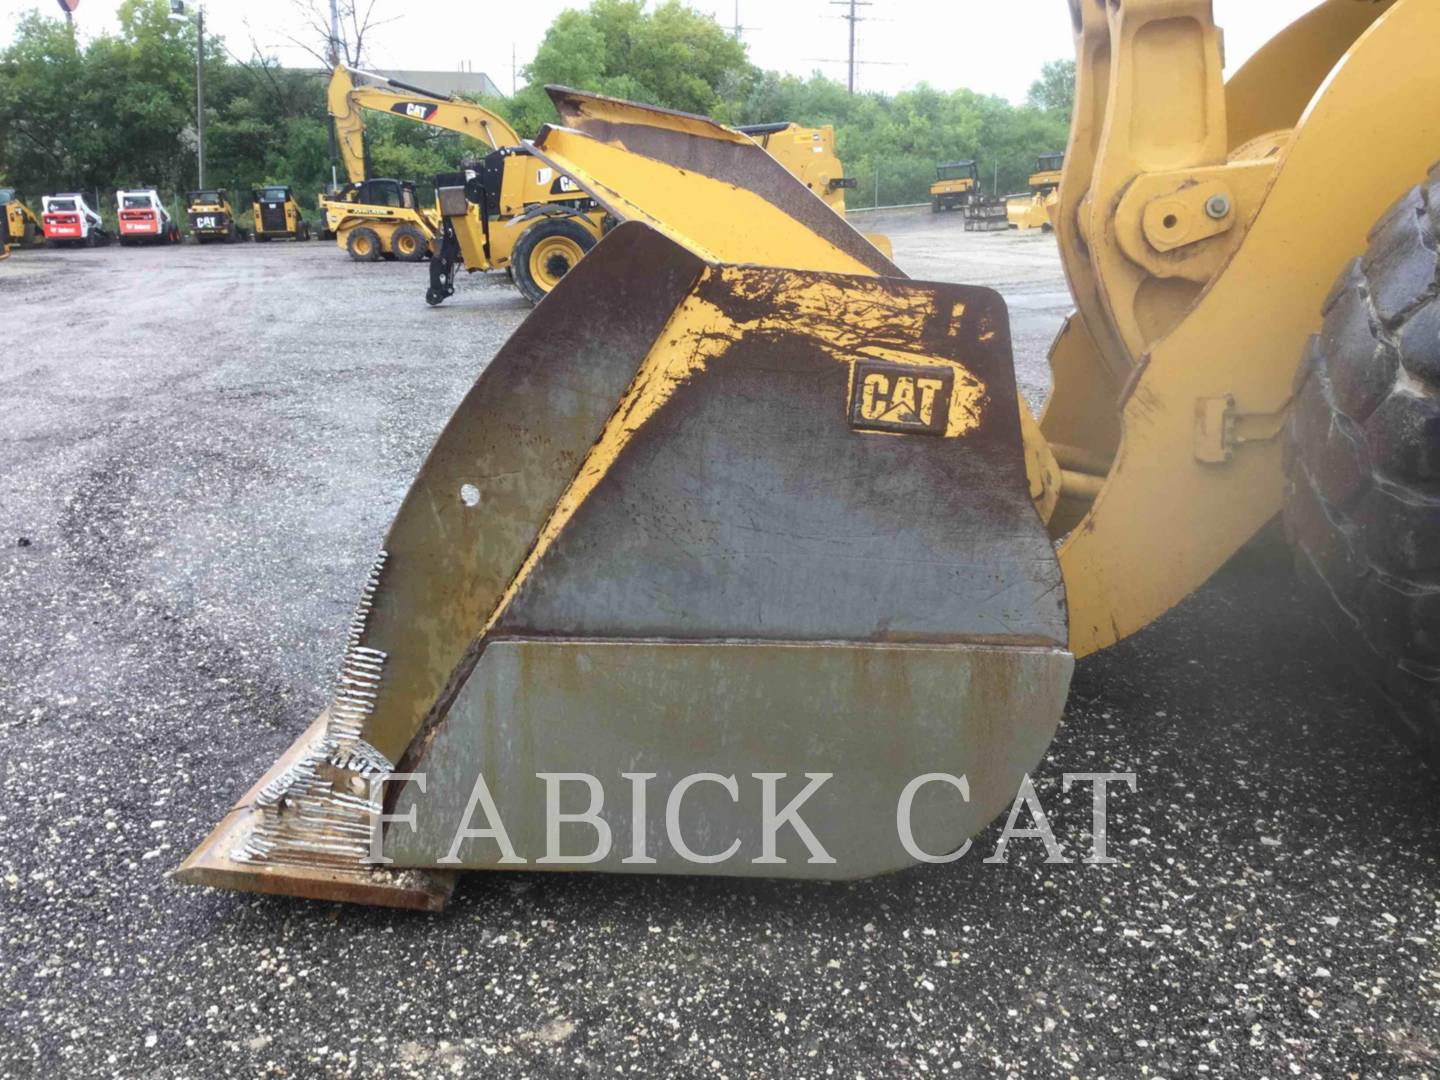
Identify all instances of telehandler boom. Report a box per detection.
[181,0,1440,910]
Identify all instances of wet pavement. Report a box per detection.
[1,218,1436,1079]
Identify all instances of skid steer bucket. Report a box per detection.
[179,95,1072,910]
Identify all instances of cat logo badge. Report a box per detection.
[394,102,439,122]
[848,360,954,436]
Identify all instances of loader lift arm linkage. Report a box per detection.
[180,0,1440,909]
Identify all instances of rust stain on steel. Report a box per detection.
[175,711,457,911]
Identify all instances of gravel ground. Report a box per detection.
[1,217,1437,1079]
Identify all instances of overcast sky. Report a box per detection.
[4,0,1320,102]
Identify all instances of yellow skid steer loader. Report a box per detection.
[181,0,1440,910]
[326,65,606,299]
[0,188,43,248]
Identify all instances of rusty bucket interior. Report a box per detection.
[178,92,1073,910]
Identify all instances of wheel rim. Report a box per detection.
[530,235,586,291]
[397,233,416,257]
[354,234,372,257]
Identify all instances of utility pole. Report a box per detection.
[196,6,205,188]
[830,0,872,94]
[169,2,205,188]
[512,42,518,95]
[328,0,340,188]
[732,0,740,39]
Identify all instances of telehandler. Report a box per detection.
[251,186,312,241]
[181,0,1440,911]
[0,188,43,248]
[1006,153,1064,232]
[186,189,247,243]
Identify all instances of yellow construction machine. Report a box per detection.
[326,65,605,298]
[0,188,43,249]
[251,186,313,241]
[186,189,247,243]
[321,178,436,261]
[930,160,1008,230]
[738,123,856,215]
[322,67,445,261]
[929,159,979,213]
[334,67,883,304]
[1006,152,1064,232]
[180,0,1440,910]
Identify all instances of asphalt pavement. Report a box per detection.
[0,215,1436,1079]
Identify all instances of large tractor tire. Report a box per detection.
[346,226,382,263]
[512,218,597,305]
[1283,166,1440,764]
[390,223,428,262]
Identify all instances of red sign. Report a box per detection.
[56,0,80,12]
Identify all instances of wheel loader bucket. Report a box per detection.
[177,222,1071,909]
[179,92,1071,910]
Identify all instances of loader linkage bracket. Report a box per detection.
[1193,395,1291,465]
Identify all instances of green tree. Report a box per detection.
[1027,59,1075,120]
[500,0,751,137]
[0,0,1078,219]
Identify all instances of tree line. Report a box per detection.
[0,0,1074,219]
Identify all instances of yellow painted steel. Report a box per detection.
[1007,157,1062,231]
[744,124,852,215]
[1224,0,1394,152]
[530,127,880,275]
[327,65,524,181]
[1006,190,1056,232]
[3,196,41,245]
[526,232,587,290]
[1053,0,1440,656]
[327,66,367,185]
[347,88,521,152]
[484,271,993,636]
